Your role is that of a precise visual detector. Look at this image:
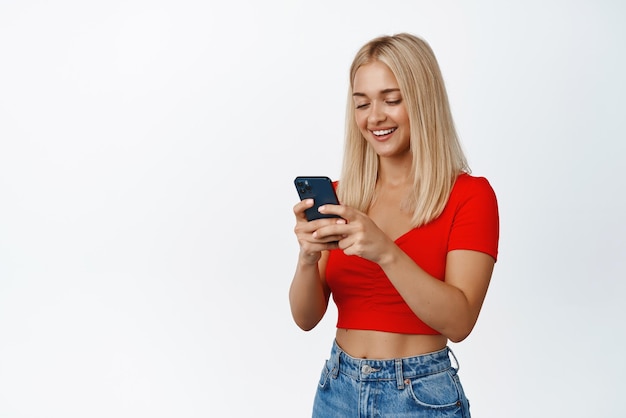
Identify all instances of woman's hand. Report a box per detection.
[293,199,347,265]
[314,204,396,265]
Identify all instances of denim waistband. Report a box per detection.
[328,339,457,389]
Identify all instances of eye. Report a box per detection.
[355,102,370,109]
[386,99,402,105]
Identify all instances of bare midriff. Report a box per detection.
[335,328,448,359]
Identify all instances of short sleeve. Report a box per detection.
[448,176,500,261]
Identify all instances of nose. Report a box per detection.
[367,101,386,124]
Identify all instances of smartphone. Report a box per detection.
[294,176,340,221]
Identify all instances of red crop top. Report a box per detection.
[325,173,499,335]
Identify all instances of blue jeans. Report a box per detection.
[312,340,471,417]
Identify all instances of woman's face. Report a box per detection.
[352,61,411,160]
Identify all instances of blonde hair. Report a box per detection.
[337,33,469,227]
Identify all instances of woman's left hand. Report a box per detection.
[314,204,395,264]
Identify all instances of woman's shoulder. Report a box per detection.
[450,172,497,204]
[453,172,494,192]
[447,172,499,259]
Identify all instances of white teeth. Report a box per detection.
[372,128,395,136]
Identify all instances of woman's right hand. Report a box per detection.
[293,199,346,265]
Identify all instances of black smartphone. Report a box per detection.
[294,176,340,221]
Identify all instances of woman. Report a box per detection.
[289,33,499,417]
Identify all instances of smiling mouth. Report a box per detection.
[371,128,396,137]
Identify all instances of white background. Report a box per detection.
[1,1,625,417]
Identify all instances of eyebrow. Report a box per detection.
[352,88,401,97]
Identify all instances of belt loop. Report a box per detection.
[448,346,460,372]
[395,359,404,389]
[330,342,341,378]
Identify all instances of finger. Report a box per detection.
[326,241,341,250]
[295,217,344,240]
[293,199,314,219]
[312,233,346,244]
[311,219,346,242]
[318,204,351,220]
[336,235,357,254]
[313,220,350,240]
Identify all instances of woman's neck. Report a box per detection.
[377,155,413,187]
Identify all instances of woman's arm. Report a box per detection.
[289,251,331,331]
[316,204,495,342]
[378,247,494,342]
[288,199,346,331]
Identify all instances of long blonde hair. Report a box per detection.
[337,33,469,227]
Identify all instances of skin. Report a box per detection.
[289,61,495,359]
